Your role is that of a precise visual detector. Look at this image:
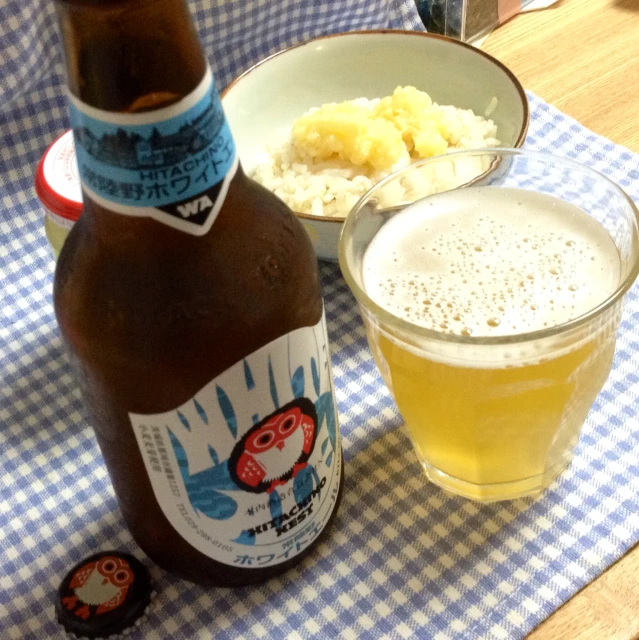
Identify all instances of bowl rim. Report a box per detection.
[221,29,530,225]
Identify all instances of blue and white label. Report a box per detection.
[129,312,342,568]
[68,66,238,235]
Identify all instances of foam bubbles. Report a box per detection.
[362,186,620,337]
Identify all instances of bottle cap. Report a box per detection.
[55,551,153,639]
[34,130,83,224]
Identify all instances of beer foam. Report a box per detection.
[362,187,621,337]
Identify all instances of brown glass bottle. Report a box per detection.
[53,0,343,586]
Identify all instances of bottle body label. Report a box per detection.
[68,67,237,235]
[129,312,342,568]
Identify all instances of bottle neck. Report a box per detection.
[56,0,242,243]
[56,0,206,111]
[80,166,247,253]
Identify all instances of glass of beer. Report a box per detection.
[339,149,639,502]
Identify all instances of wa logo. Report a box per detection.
[157,181,224,230]
[177,195,214,219]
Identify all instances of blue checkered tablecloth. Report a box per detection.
[2,1,639,639]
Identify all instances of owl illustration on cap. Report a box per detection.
[61,555,134,620]
[56,551,152,637]
[229,397,318,494]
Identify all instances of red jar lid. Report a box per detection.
[34,130,83,222]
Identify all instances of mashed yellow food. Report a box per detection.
[292,86,456,172]
[252,87,499,218]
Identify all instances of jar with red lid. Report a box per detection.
[34,130,83,258]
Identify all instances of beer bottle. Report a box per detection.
[53,0,343,586]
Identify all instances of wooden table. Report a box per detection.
[483,1,639,637]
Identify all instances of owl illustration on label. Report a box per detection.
[228,398,318,494]
[61,555,134,619]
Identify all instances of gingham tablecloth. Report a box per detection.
[2,1,639,639]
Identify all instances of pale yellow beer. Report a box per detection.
[360,186,622,500]
[368,329,616,500]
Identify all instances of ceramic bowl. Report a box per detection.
[221,30,529,261]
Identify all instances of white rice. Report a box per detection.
[252,98,500,218]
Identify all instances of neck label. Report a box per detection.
[68,67,237,236]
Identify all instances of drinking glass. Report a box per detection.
[339,149,639,501]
